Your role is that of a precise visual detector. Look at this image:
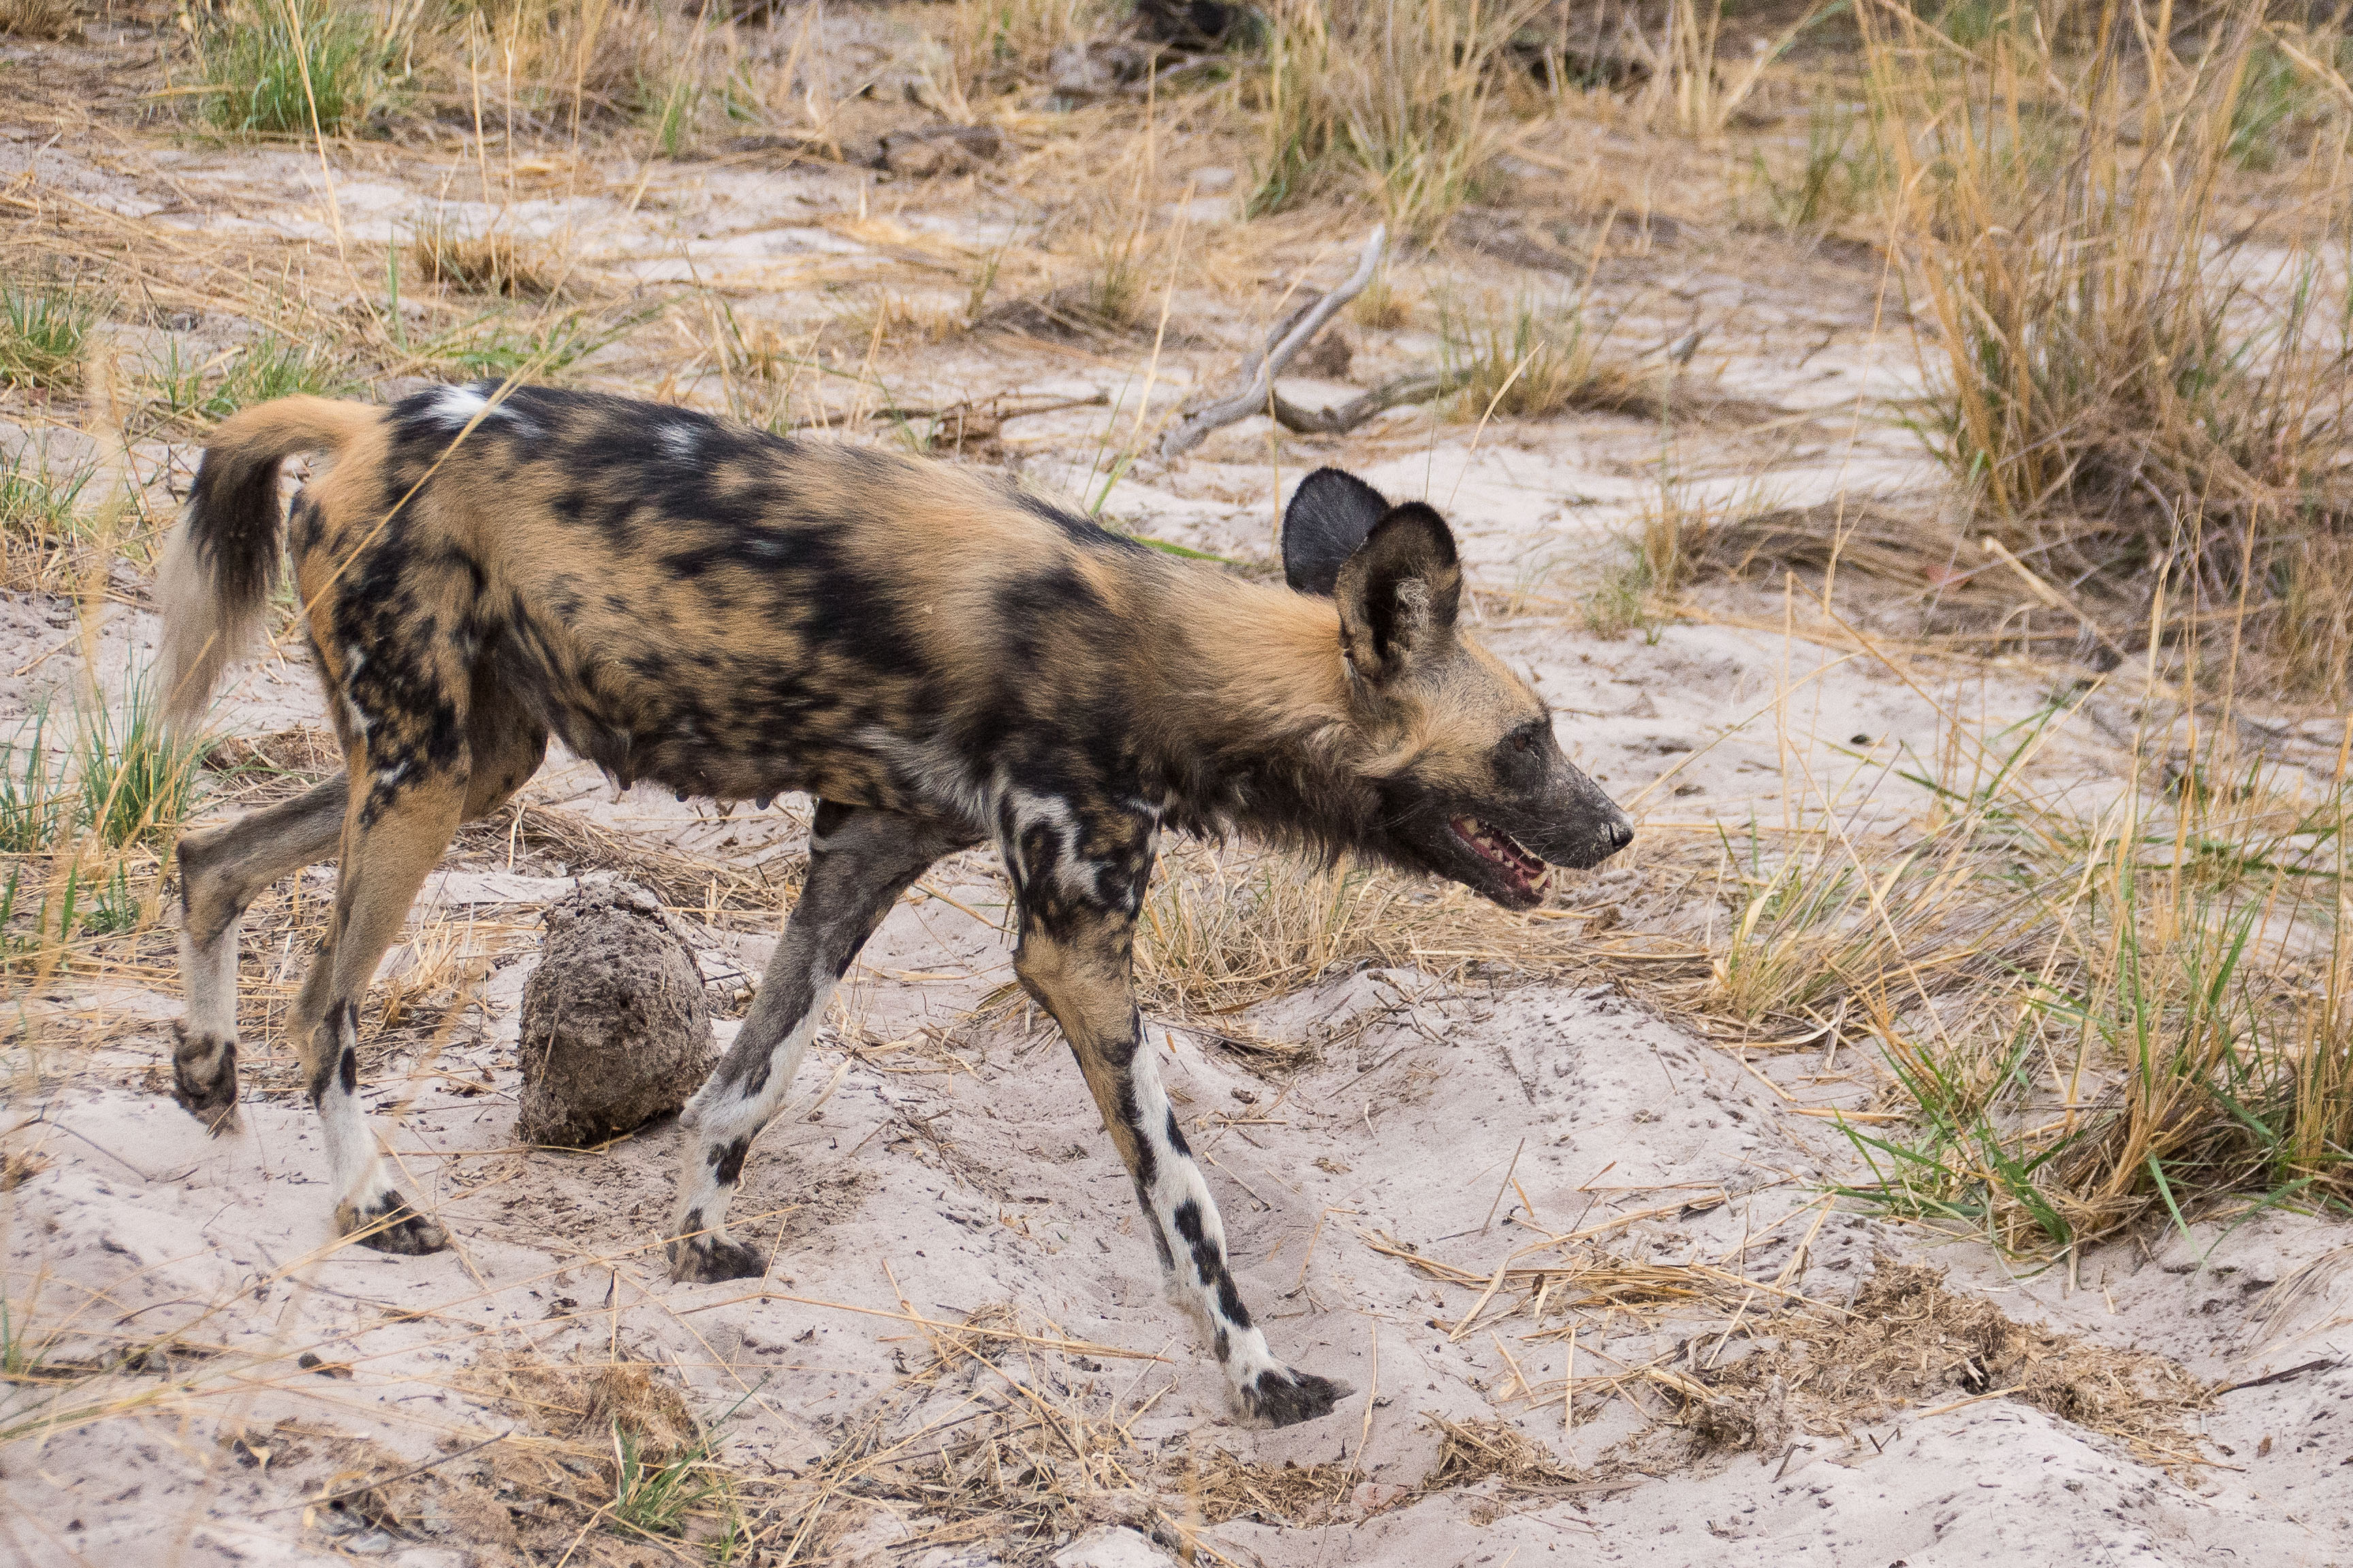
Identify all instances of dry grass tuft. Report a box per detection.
[1421,1415,1583,1494]
[462,1350,702,1461]
[1441,291,1654,423]
[1685,1259,2212,1467]
[1248,0,1552,242]
[0,0,80,42]
[410,221,564,298]
[1869,0,2353,672]
[1182,1447,1354,1524]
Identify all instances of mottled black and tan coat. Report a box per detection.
[157,382,1631,1427]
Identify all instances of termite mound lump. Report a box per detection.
[515,881,715,1149]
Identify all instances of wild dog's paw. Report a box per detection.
[666,1215,768,1284]
[1237,1366,1357,1428]
[667,1235,768,1283]
[340,1193,449,1255]
[168,1022,242,1135]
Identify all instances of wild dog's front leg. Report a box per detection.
[172,777,351,1133]
[668,803,973,1283]
[1009,846,1355,1429]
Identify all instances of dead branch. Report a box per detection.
[1270,369,1466,436]
[1158,226,1387,459]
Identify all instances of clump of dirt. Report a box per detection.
[516,881,715,1148]
[1678,1258,2213,1466]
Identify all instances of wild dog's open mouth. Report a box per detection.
[1450,815,1547,899]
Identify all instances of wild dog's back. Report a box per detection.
[349,383,1183,816]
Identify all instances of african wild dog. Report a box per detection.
[156,381,1632,1428]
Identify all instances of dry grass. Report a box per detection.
[1684,1259,2213,1467]
[1182,1447,1354,1525]
[1247,0,1553,242]
[1133,839,1643,1026]
[462,1350,703,1461]
[1637,0,1816,141]
[1441,289,1656,423]
[410,220,565,298]
[938,0,1116,105]
[1421,1415,1584,1494]
[0,0,82,42]
[1869,0,2353,675]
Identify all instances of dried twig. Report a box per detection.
[1158,227,1387,458]
[1269,370,1466,436]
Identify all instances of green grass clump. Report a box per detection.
[1698,682,2353,1255]
[75,687,207,852]
[0,279,97,391]
[0,446,93,546]
[150,333,356,426]
[0,714,66,855]
[1440,293,1647,422]
[197,0,396,138]
[1752,97,1885,233]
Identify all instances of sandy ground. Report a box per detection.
[5,14,2352,1567]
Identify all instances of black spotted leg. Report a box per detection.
[1002,803,1355,1428]
[668,802,975,1282]
[172,776,350,1132]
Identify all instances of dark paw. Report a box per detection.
[667,1233,768,1284]
[1239,1366,1356,1428]
[168,1023,242,1135]
[340,1194,449,1255]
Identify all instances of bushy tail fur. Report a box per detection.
[158,396,380,731]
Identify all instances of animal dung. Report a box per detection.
[515,881,716,1149]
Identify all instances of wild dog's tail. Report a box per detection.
[158,396,379,731]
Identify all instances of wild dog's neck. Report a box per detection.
[1138,560,1377,849]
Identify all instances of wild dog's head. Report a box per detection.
[1284,468,1632,910]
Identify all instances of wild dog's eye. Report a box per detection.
[1511,731,1533,753]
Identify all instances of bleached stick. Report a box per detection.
[1158,225,1387,459]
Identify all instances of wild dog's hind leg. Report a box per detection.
[172,777,351,1132]
[1006,820,1355,1428]
[669,803,975,1283]
[283,756,473,1254]
[168,684,541,1137]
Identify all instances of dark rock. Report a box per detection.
[878,123,1003,177]
[1131,0,1257,50]
[1294,329,1353,381]
[516,882,715,1149]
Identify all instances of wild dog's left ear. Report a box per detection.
[1282,468,1389,596]
[1333,502,1462,684]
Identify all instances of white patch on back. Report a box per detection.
[422,382,535,436]
[426,383,490,429]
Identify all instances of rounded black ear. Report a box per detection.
[1333,502,1462,682]
[1282,468,1389,597]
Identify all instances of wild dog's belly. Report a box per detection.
[498,598,952,817]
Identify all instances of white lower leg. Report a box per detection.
[313,1005,391,1227]
[181,914,241,1039]
[171,914,244,1130]
[672,975,832,1249]
[1127,1047,1289,1398]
